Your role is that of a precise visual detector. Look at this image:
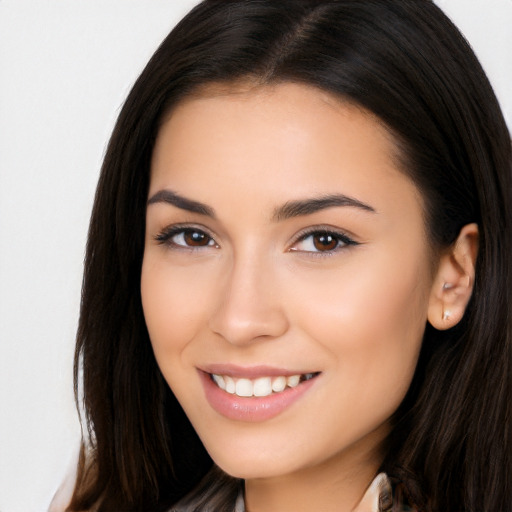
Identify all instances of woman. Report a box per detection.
[61,1,511,511]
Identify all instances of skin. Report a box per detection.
[141,82,469,511]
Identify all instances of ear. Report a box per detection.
[428,223,479,330]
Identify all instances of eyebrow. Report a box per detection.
[147,189,216,218]
[272,194,376,221]
[147,189,375,220]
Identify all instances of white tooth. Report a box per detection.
[272,376,287,392]
[253,377,272,397]
[225,376,236,394]
[212,374,226,390]
[287,375,300,388]
[236,378,254,397]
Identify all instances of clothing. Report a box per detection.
[171,470,409,512]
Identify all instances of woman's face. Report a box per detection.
[141,83,436,481]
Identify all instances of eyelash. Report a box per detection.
[154,224,218,250]
[290,227,359,256]
[154,224,359,255]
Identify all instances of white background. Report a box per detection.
[0,1,510,511]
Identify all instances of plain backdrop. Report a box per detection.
[0,1,510,511]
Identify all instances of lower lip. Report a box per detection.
[199,371,318,422]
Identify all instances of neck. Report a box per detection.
[244,431,386,512]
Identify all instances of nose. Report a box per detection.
[209,253,289,346]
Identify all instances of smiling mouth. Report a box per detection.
[209,372,320,398]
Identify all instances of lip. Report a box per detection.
[200,363,312,379]
[198,365,320,422]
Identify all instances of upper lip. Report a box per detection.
[199,364,318,379]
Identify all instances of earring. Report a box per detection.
[443,309,451,321]
[443,283,454,290]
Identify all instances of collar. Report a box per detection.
[236,472,393,512]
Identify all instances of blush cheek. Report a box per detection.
[288,255,427,406]
[141,260,212,371]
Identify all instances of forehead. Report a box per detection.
[150,82,423,221]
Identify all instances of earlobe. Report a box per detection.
[428,223,479,330]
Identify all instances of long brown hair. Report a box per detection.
[70,1,512,510]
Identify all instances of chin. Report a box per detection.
[216,459,288,480]
[202,439,311,481]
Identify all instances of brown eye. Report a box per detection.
[183,229,212,246]
[312,233,338,251]
[156,227,217,248]
[290,229,357,254]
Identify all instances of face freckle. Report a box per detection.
[141,82,437,492]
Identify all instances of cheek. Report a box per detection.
[287,251,429,403]
[140,256,215,363]
[140,256,224,428]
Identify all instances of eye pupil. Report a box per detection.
[184,230,210,246]
[313,233,338,251]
